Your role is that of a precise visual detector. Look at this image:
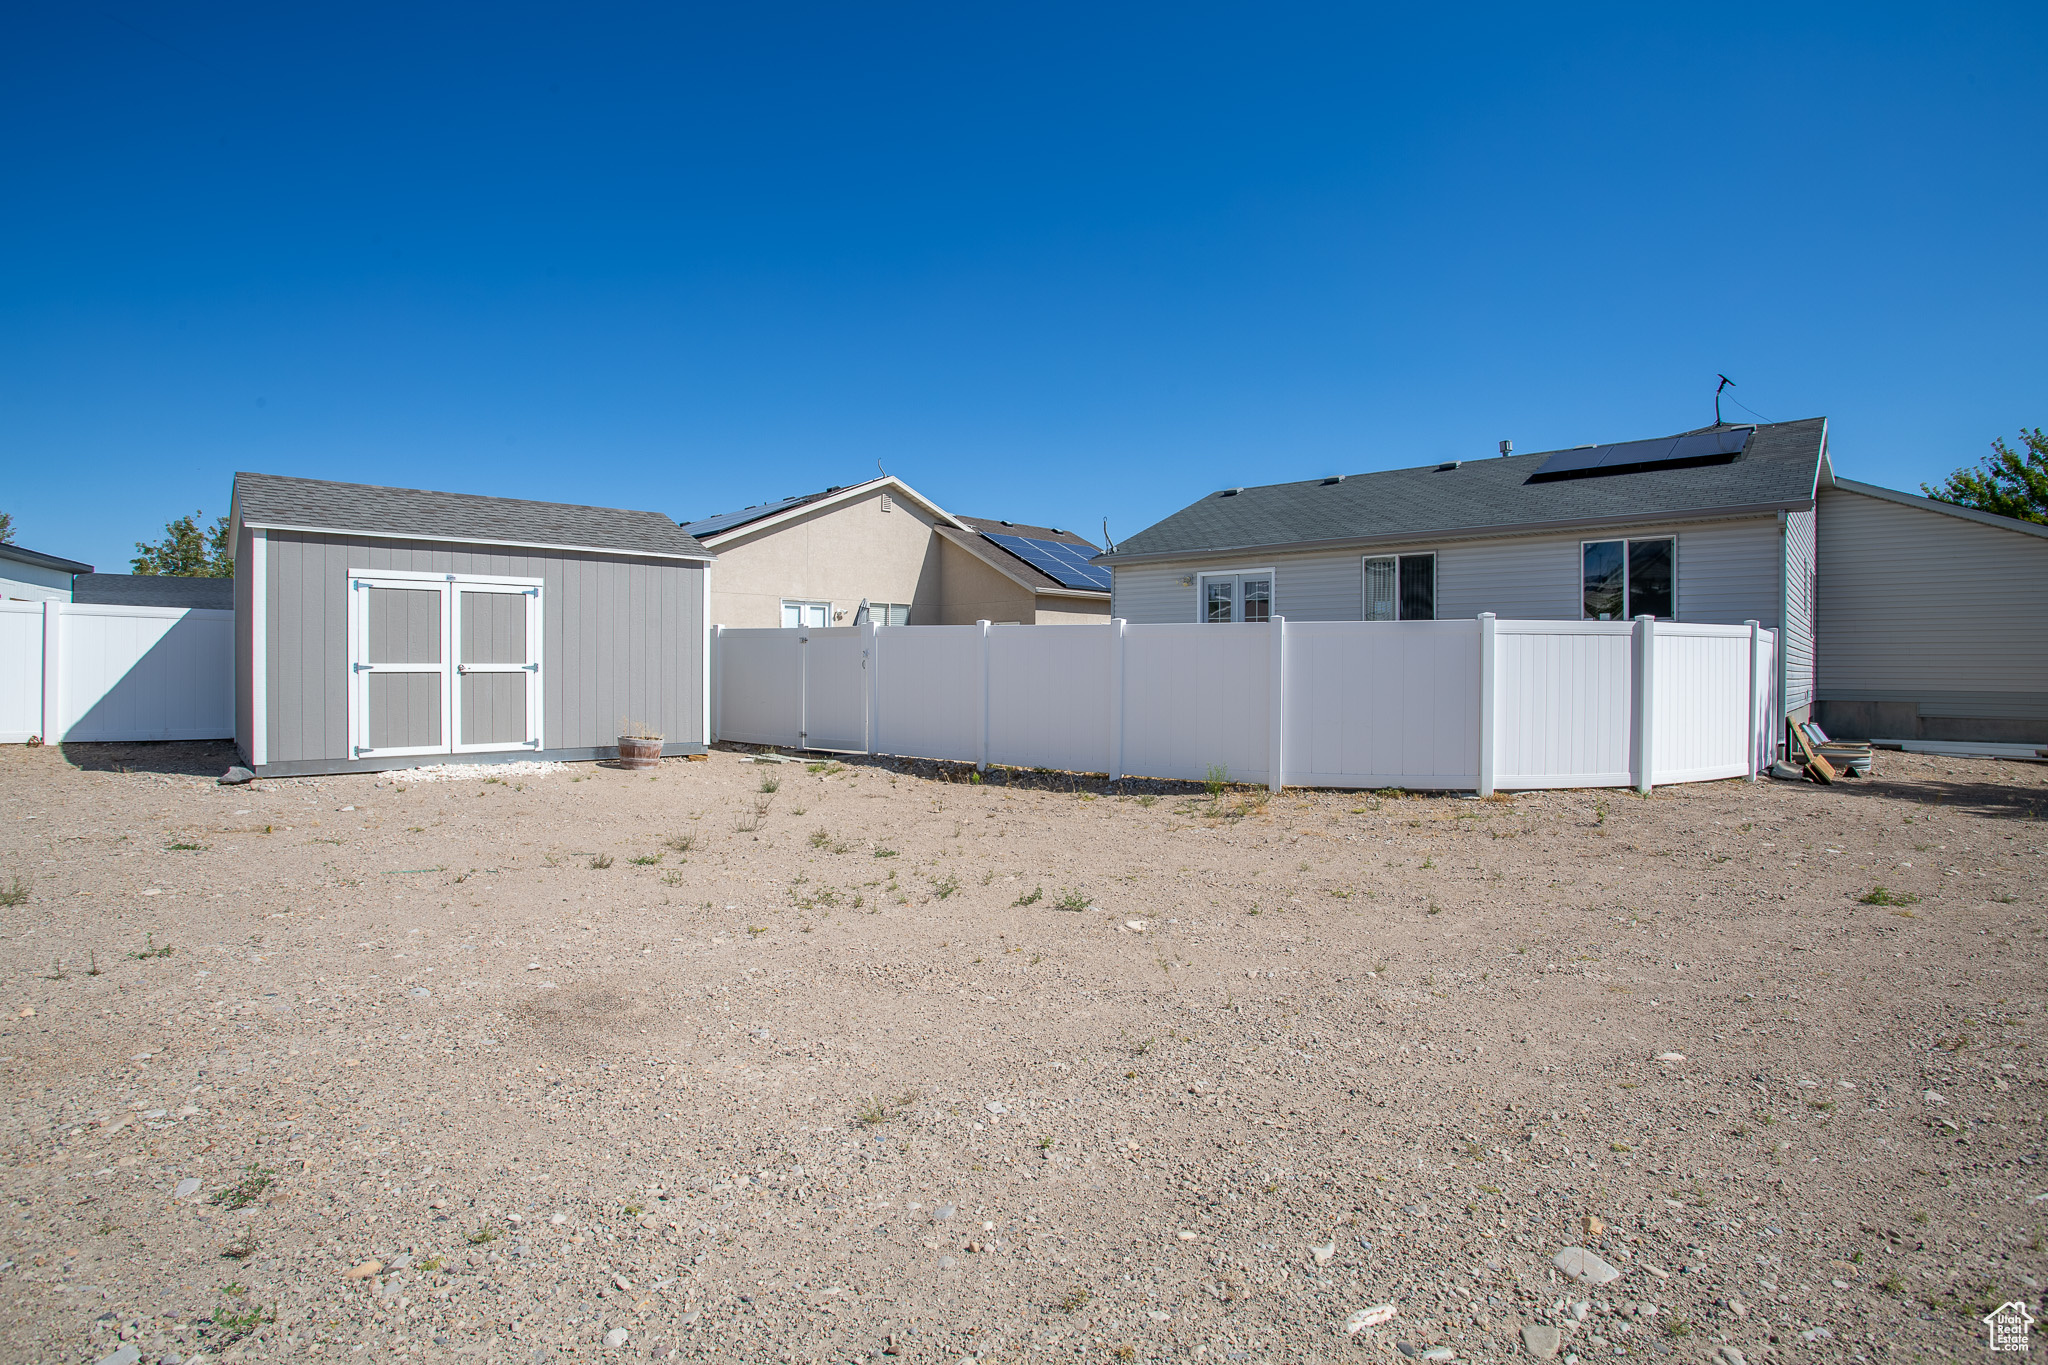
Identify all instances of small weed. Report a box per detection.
[1662,1316,1693,1340]
[629,853,661,865]
[1013,886,1043,906]
[855,1091,920,1126]
[932,874,961,900]
[1056,1286,1091,1314]
[221,1227,258,1260]
[1053,888,1090,911]
[210,1302,271,1343]
[759,776,781,794]
[129,934,174,960]
[1421,856,1435,869]
[662,870,685,885]
[1136,794,1157,807]
[1808,1100,1834,1112]
[666,833,697,854]
[42,959,65,981]
[209,1165,275,1210]
[590,853,614,869]
[467,1225,501,1245]
[623,1203,643,1216]
[1609,1142,1631,1152]
[1427,903,1442,914]
[1858,886,1920,906]
[735,811,760,833]
[1879,1272,1905,1294]
[419,1254,444,1272]
[219,1281,249,1296]
[167,840,206,852]
[1204,764,1228,800]
[1850,1249,1865,1265]
[0,877,28,907]
[1037,1134,1054,1150]
[1910,1210,1929,1225]
[747,925,768,936]
[873,848,898,858]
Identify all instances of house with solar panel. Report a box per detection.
[1102,419,1831,727]
[1098,414,2048,745]
[681,475,1111,629]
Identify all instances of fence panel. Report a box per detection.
[1119,623,1271,784]
[873,625,982,762]
[714,628,802,747]
[1284,620,1479,789]
[1652,625,1753,783]
[986,625,1115,774]
[711,617,1778,792]
[56,605,234,742]
[1493,621,1635,788]
[0,604,41,742]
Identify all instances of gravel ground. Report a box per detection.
[0,740,2043,1365]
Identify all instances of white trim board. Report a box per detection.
[245,521,713,563]
[692,475,973,546]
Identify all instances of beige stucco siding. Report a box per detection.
[936,538,1036,624]
[706,490,944,627]
[1033,598,1113,625]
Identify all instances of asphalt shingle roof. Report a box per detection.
[234,473,710,560]
[1106,418,1828,560]
[73,574,233,609]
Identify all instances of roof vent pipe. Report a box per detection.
[1499,440,1513,457]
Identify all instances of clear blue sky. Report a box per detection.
[4,2,2044,570]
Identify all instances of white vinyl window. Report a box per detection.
[872,602,910,626]
[780,600,831,629]
[1361,553,1436,620]
[1581,538,1676,620]
[1195,570,1275,623]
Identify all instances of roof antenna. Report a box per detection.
[1715,374,1735,426]
[876,458,886,477]
[1101,517,1115,554]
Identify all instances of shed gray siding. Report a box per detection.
[256,531,705,770]
[1111,514,1791,631]
[1815,486,2048,743]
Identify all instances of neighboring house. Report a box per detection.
[1101,418,1830,725]
[73,573,234,609]
[1815,479,2048,745]
[0,542,93,602]
[681,475,1110,628]
[230,473,713,777]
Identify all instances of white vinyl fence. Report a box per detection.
[712,615,1779,793]
[0,601,235,744]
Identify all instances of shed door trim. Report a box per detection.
[347,569,546,760]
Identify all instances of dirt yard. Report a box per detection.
[0,741,2042,1365]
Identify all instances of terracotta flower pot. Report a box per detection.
[617,735,663,770]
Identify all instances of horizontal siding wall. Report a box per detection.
[1781,508,1816,713]
[264,533,704,766]
[1113,515,1788,627]
[1816,489,2048,706]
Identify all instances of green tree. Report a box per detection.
[132,512,233,577]
[0,510,13,544]
[1922,427,2048,525]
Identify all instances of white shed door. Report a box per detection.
[453,585,542,752]
[351,574,543,761]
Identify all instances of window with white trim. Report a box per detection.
[1581,537,1675,620]
[1196,571,1274,622]
[871,602,909,626]
[780,600,830,628]
[1362,553,1435,620]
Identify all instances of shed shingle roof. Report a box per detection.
[1106,418,1828,560]
[234,473,710,560]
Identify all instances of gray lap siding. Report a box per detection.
[1110,514,1789,629]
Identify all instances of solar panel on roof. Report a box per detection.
[983,533,1112,591]
[1530,427,1751,482]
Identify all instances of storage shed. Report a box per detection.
[230,473,713,776]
